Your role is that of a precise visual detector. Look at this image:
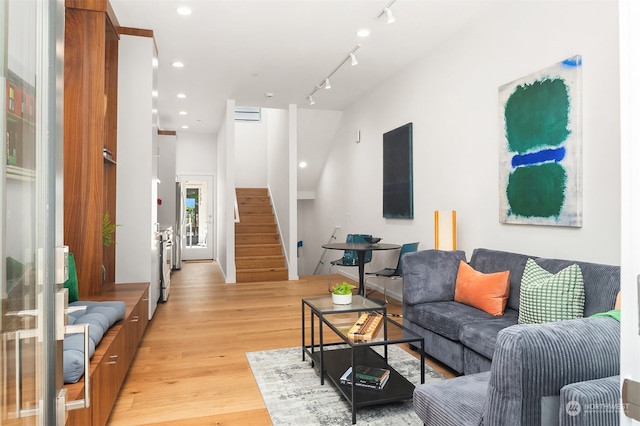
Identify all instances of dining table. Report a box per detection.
[322,242,401,297]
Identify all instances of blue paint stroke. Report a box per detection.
[562,56,582,67]
[511,146,566,168]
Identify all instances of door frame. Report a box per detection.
[619,0,640,424]
[179,174,216,261]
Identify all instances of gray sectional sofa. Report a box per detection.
[401,248,620,375]
[401,248,621,425]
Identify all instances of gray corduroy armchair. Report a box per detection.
[413,316,620,426]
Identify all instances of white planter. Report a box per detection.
[332,293,352,305]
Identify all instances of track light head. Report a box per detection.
[308,95,315,105]
[324,78,331,89]
[350,53,358,66]
[384,7,395,23]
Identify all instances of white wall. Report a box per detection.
[297,108,344,194]
[308,1,621,287]
[157,133,177,228]
[115,34,159,317]
[619,0,640,423]
[175,132,216,176]
[216,100,236,282]
[235,118,268,187]
[265,108,292,271]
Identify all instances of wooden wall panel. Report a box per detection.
[64,0,121,296]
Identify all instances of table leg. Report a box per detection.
[357,250,365,296]
[319,313,324,385]
[301,301,306,361]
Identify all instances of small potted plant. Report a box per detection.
[331,281,356,305]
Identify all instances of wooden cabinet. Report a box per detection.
[64,0,120,297]
[65,283,149,426]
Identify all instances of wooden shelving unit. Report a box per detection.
[64,0,120,297]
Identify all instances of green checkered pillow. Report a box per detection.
[518,258,585,324]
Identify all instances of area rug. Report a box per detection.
[246,345,444,425]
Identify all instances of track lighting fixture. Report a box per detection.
[378,0,398,24]
[306,45,360,106]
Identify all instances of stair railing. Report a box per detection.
[313,225,341,275]
[234,194,240,223]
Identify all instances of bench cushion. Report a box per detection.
[64,301,126,384]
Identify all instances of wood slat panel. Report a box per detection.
[64,7,107,297]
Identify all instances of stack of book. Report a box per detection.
[339,365,390,390]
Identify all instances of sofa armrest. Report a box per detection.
[559,375,620,426]
[401,249,466,305]
[482,317,620,426]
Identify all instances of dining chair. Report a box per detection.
[327,233,372,291]
[364,242,419,303]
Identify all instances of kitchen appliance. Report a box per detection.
[159,226,173,302]
[173,181,183,269]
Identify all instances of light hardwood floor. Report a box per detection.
[107,261,455,425]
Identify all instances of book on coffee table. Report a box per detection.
[339,366,390,390]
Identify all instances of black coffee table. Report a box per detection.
[302,295,424,424]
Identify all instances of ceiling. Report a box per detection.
[109,0,492,135]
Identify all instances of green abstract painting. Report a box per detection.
[498,55,582,227]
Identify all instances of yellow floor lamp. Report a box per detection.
[434,210,457,250]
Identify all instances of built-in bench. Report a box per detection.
[65,283,149,426]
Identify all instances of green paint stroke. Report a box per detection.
[507,163,566,218]
[504,78,571,153]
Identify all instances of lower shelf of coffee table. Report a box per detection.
[312,347,415,407]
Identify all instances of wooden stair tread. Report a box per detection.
[234,187,288,282]
[236,266,288,272]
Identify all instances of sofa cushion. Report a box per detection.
[518,259,585,324]
[535,257,619,317]
[469,248,535,312]
[402,249,467,305]
[404,301,500,341]
[454,261,510,316]
[482,317,620,425]
[559,375,621,426]
[414,371,490,426]
[458,309,519,359]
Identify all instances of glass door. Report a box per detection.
[180,175,214,260]
[1,0,64,424]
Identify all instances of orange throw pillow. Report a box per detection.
[454,261,510,316]
[615,291,621,310]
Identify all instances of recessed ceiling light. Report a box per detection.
[176,6,192,15]
[357,29,370,37]
[177,93,186,99]
[299,161,308,168]
[179,111,187,115]
[182,125,189,129]
[171,61,184,68]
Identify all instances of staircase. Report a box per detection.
[235,188,288,282]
